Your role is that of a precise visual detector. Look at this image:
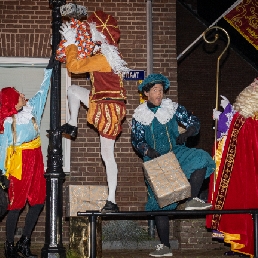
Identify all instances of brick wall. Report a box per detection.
[0,1,52,57]
[0,0,177,245]
[173,218,227,251]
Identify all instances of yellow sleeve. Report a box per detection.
[65,45,112,74]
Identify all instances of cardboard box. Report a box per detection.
[67,185,108,216]
[143,152,191,208]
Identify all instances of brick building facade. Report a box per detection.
[0,0,178,247]
[0,0,257,253]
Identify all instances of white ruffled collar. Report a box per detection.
[5,103,33,125]
[16,104,33,124]
[133,98,178,125]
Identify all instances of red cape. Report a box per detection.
[207,113,258,256]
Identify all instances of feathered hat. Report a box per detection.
[0,87,20,133]
[87,10,130,74]
[87,10,120,46]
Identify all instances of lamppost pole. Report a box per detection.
[41,1,66,257]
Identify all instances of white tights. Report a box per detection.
[67,84,90,126]
[67,85,118,203]
[100,136,117,204]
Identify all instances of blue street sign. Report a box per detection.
[124,70,145,80]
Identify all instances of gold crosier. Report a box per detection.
[202,26,230,200]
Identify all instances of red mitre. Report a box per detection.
[0,87,20,133]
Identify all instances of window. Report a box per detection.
[0,57,71,172]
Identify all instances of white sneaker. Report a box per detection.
[185,197,212,210]
[149,244,173,257]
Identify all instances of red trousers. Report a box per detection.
[8,147,46,210]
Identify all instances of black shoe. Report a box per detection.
[4,241,22,258]
[224,251,249,257]
[60,123,78,138]
[101,200,119,213]
[16,235,37,258]
[224,251,237,256]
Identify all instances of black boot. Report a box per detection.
[60,123,78,138]
[224,251,237,256]
[101,200,119,213]
[4,241,22,258]
[16,235,37,258]
[224,251,250,257]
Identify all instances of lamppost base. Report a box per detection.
[41,245,66,258]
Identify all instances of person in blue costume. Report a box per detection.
[131,73,215,257]
[0,56,56,258]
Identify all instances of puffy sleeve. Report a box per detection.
[175,104,200,135]
[131,118,149,157]
[65,45,111,74]
[0,122,12,174]
[217,103,235,139]
[28,68,52,125]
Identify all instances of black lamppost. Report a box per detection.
[41,1,66,257]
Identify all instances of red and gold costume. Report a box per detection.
[65,45,126,139]
[207,83,258,258]
[58,9,130,211]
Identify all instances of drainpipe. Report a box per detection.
[146,0,153,76]
[146,0,155,239]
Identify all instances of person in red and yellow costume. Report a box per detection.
[206,78,258,258]
[0,57,55,258]
[59,10,130,213]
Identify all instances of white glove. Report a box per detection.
[213,109,221,120]
[220,95,230,109]
[59,22,77,47]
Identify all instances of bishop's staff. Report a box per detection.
[202,26,230,195]
[177,0,242,61]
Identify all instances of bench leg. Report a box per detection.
[254,212,258,258]
[89,215,97,258]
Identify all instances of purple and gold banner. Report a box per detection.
[224,0,258,50]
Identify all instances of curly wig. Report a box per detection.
[233,78,258,118]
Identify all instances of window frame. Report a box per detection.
[0,57,71,173]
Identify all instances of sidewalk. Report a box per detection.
[102,248,231,257]
[2,242,250,257]
[0,245,234,258]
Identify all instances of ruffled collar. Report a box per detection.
[5,103,33,126]
[133,98,178,125]
[16,104,33,124]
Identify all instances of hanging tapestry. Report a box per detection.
[224,0,258,50]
